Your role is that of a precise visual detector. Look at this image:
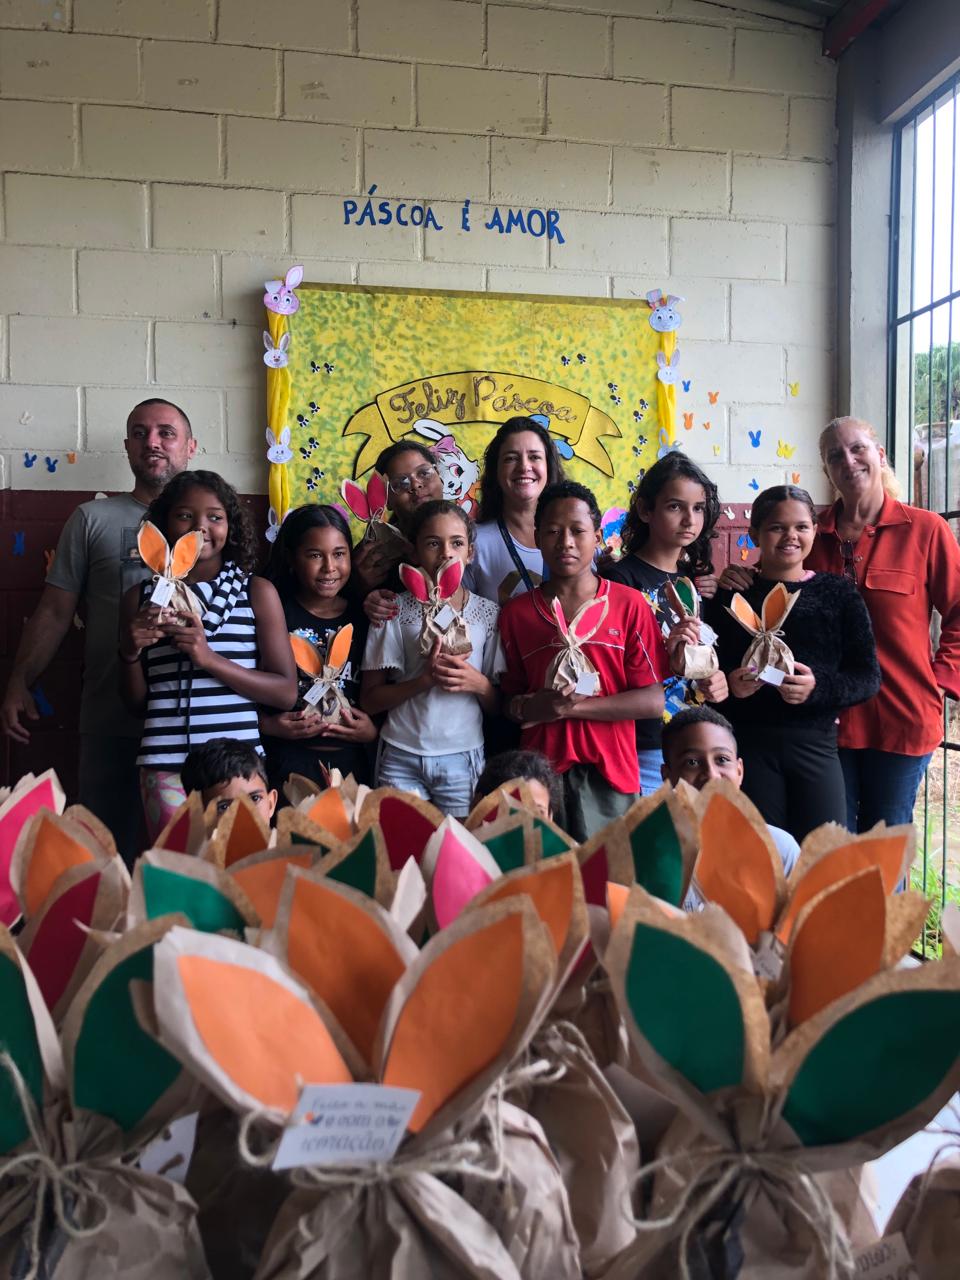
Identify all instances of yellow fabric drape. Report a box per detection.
[265,309,292,523]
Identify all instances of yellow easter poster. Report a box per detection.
[263,280,681,539]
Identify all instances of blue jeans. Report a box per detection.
[839,748,934,832]
[637,747,666,797]
[376,741,484,818]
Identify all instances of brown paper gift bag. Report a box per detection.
[663,577,719,682]
[399,558,473,657]
[885,1157,960,1279]
[726,581,799,676]
[544,593,609,694]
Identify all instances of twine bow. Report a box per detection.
[629,1142,856,1280]
[0,1052,110,1280]
[305,669,352,722]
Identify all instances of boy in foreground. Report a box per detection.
[180,737,277,824]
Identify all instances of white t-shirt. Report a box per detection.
[463,520,544,605]
[362,591,505,756]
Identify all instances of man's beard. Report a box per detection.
[131,457,182,493]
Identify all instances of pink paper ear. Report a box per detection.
[399,563,431,603]
[552,597,568,636]
[436,558,463,600]
[341,479,370,522]
[573,598,607,640]
[366,473,388,514]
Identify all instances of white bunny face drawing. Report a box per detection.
[412,419,480,513]
[266,427,293,464]
[656,349,680,386]
[263,331,290,368]
[265,507,282,543]
[646,290,684,333]
[263,265,304,316]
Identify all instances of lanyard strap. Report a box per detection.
[497,518,536,594]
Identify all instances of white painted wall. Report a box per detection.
[0,0,837,501]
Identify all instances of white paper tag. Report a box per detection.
[272,1083,421,1171]
[303,680,326,707]
[751,930,785,981]
[699,622,718,646]
[852,1233,918,1279]
[150,577,175,607]
[575,670,600,696]
[433,603,456,631]
[758,664,786,687]
[138,1112,198,1185]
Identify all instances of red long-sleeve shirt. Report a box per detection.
[806,497,960,755]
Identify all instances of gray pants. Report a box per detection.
[78,733,146,867]
[562,763,638,843]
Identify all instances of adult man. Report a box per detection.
[1,399,197,861]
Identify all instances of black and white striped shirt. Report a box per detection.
[137,562,262,767]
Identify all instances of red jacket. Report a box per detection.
[806,497,960,755]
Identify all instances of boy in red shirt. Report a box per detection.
[499,480,668,840]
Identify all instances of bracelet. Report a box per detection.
[118,648,142,664]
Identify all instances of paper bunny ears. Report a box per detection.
[289,625,354,722]
[137,522,204,618]
[727,581,799,678]
[341,473,408,555]
[399,557,472,656]
[546,595,608,695]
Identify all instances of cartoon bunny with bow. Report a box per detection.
[413,419,480,514]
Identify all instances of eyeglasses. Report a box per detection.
[840,539,860,584]
[388,464,437,495]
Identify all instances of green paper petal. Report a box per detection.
[73,946,180,1130]
[483,828,526,873]
[0,952,44,1152]
[327,827,377,897]
[534,820,570,859]
[142,865,246,933]
[629,802,683,906]
[783,989,960,1147]
[675,579,696,614]
[626,921,744,1094]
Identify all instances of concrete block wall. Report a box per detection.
[0,0,837,507]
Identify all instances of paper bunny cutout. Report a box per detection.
[726,581,799,677]
[340,471,408,556]
[646,290,684,333]
[663,577,719,680]
[399,557,472,656]
[265,426,293,464]
[263,331,290,368]
[545,594,609,694]
[265,506,282,544]
[656,349,680,385]
[289,624,354,723]
[263,265,303,315]
[137,521,204,619]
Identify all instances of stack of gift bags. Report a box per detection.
[0,766,959,1278]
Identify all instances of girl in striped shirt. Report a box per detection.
[119,470,297,841]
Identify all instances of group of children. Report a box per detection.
[118,435,882,850]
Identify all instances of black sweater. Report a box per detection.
[703,573,881,732]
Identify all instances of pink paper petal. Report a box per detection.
[0,778,57,926]
[432,828,494,929]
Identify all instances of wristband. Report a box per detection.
[118,648,142,664]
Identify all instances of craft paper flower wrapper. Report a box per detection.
[137,522,205,620]
[662,578,718,682]
[885,1161,960,1279]
[602,880,960,1279]
[0,919,209,1280]
[288,626,354,725]
[726,582,799,677]
[399,558,473,657]
[544,595,608,694]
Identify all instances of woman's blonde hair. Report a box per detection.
[818,417,901,499]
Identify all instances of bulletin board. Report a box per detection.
[263,276,683,542]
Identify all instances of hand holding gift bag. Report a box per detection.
[137,522,204,621]
[545,595,609,696]
[662,577,719,681]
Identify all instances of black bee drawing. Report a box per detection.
[576,353,587,364]
[610,394,622,406]
[307,436,320,450]
[306,476,318,492]
[323,362,335,374]
[299,446,313,460]
[637,434,648,447]
[633,410,645,423]
[608,382,618,391]
[560,355,571,367]
[632,445,642,457]
[309,402,320,414]
[638,398,649,410]
[312,467,324,479]
[311,361,321,373]
[296,413,309,428]
[627,480,636,494]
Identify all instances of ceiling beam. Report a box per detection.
[823,0,899,59]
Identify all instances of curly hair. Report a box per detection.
[535,480,601,530]
[145,470,259,574]
[477,417,565,523]
[620,452,719,577]
[264,503,353,600]
[472,749,564,824]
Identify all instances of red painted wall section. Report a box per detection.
[0,489,757,795]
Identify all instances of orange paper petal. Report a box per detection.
[170,530,203,578]
[787,869,885,1027]
[607,881,629,931]
[289,634,322,677]
[382,911,523,1132]
[25,815,96,917]
[326,624,353,671]
[221,803,269,868]
[482,861,573,958]
[285,876,406,1065]
[177,953,352,1112]
[778,833,908,943]
[230,853,313,927]
[306,790,351,842]
[696,793,777,945]
[137,522,169,575]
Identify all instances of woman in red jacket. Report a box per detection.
[806,417,960,831]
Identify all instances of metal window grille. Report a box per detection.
[888,72,960,956]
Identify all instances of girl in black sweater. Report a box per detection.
[703,486,880,840]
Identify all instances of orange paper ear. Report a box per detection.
[326,624,354,671]
[13,811,101,919]
[469,852,584,975]
[607,881,630,931]
[786,868,886,1028]
[170,530,204,579]
[137,521,170,575]
[729,593,761,632]
[305,789,352,843]
[289,633,323,677]
[208,796,271,869]
[761,582,793,630]
[228,848,315,927]
[694,788,782,946]
[777,830,910,943]
[278,872,410,1067]
[381,901,541,1133]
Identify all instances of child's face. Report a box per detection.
[203,774,278,822]
[640,477,706,551]
[754,500,815,576]
[166,486,228,564]
[497,431,548,508]
[524,778,553,821]
[385,450,443,521]
[416,512,473,575]
[661,723,744,791]
[536,498,601,578]
[293,525,351,600]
